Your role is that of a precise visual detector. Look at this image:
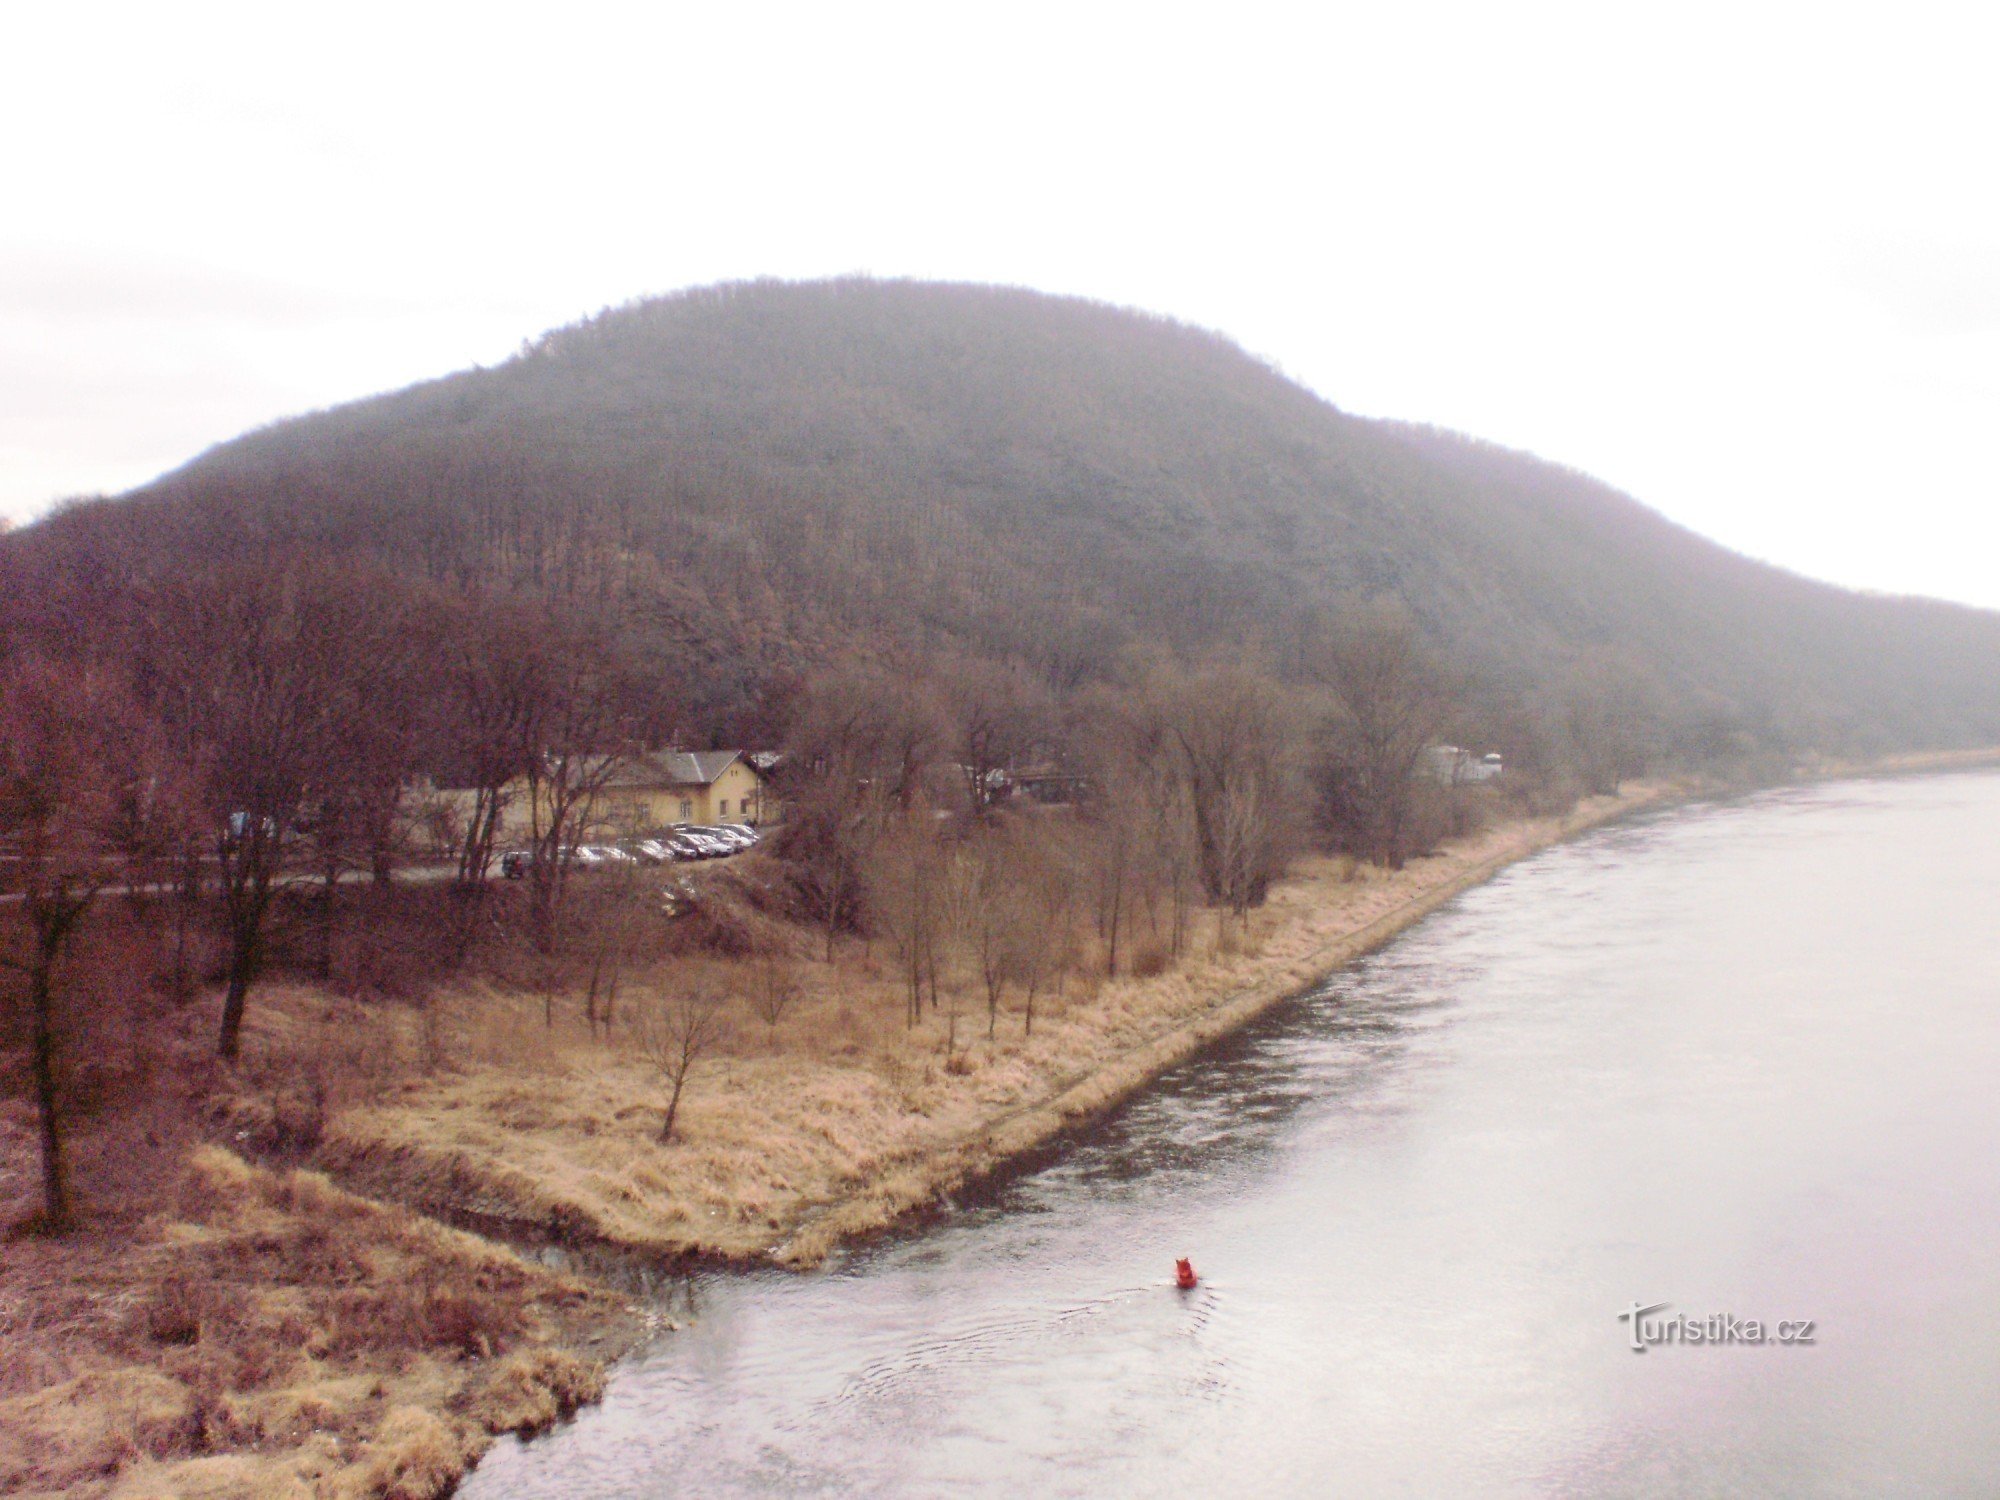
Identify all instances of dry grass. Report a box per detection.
[1,787,1666,1497]
[0,1145,629,1499]
[318,788,1668,1266]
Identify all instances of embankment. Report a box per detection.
[36,762,1994,1498]
[319,786,1681,1275]
[765,782,1680,1263]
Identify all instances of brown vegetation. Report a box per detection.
[310,788,1663,1268]
[0,763,1662,1498]
[0,1126,625,1500]
[6,277,2000,1497]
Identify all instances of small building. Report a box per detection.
[494,749,775,841]
[1425,745,1504,786]
[595,750,773,830]
[1008,763,1092,805]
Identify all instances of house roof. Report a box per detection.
[608,749,747,789]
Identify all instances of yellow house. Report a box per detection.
[593,750,773,832]
[491,750,774,841]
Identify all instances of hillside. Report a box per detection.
[22,276,2000,754]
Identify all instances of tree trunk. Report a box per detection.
[660,1073,687,1142]
[1104,875,1123,977]
[29,955,70,1230]
[218,924,259,1060]
[316,865,339,981]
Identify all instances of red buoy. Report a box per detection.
[1175,1257,1199,1290]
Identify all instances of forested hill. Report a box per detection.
[21,277,2000,755]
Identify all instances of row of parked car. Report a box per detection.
[500,825,760,879]
[619,823,760,862]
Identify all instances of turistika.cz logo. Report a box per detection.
[1617,1301,1817,1352]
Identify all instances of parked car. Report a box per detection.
[657,832,704,860]
[704,825,757,853]
[626,838,675,865]
[582,845,638,868]
[718,823,760,846]
[671,825,730,858]
[500,851,527,880]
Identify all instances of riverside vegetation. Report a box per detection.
[9,279,2000,1498]
[0,778,1652,1499]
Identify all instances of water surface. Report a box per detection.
[466,773,2000,1497]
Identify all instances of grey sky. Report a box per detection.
[6,2,1997,605]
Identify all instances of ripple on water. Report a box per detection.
[465,772,2000,1498]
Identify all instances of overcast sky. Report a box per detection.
[6,2,1997,605]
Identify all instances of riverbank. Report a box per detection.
[0,1139,642,1500]
[765,782,1681,1263]
[455,764,2000,1499]
[0,770,1878,1498]
[312,785,1677,1273]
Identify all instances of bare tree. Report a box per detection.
[635,986,730,1143]
[940,655,1044,815]
[966,840,1014,1039]
[1308,603,1458,869]
[865,815,951,1028]
[146,563,378,1058]
[301,586,426,977]
[749,956,805,1041]
[1084,802,1136,975]
[436,598,544,898]
[519,633,642,955]
[1557,651,1658,796]
[575,866,645,1038]
[0,660,178,1229]
[1101,660,1301,915]
[1016,836,1080,1032]
[775,665,938,958]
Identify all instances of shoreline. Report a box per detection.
[320,787,1685,1286]
[12,755,1995,1498]
[765,781,1685,1265]
[473,748,2000,1278]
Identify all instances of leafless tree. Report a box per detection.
[1096,660,1302,916]
[577,866,648,1038]
[437,598,544,898]
[776,665,939,958]
[956,826,1055,1040]
[0,660,180,1229]
[147,563,380,1058]
[966,842,1013,1039]
[1557,651,1658,796]
[635,986,730,1143]
[1309,602,1458,869]
[749,956,805,1040]
[300,586,426,977]
[866,816,951,1028]
[518,637,640,956]
[1011,851,1072,1039]
[941,655,1045,815]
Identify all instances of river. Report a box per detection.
[464,771,2000,1497]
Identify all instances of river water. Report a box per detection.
[464,772,2000,1498]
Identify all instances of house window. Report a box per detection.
[679,799,692,820]
[719,799,730,817]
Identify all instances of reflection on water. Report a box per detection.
[465,772,2000,1497]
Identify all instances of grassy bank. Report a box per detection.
[0,1141,639,1500]
[0,777,1702,1498]
[314,786,1675,1270]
